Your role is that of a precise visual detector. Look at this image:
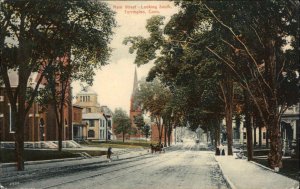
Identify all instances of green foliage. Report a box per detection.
[134,114,151,138]
[113,108,131,135]
[142,124,151,139]
[0,0,116,169]
[124,13,225,132]
[134,79,171,117]
[134,114,145,130]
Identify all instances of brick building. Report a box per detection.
[0,70,73,142]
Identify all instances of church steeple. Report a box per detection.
[130,67,139,112]
[132,67,138,95]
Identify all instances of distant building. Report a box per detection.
[82,112,107,141]
[74,86,112,141]
[74,86,101,113]
[221,103,299,156]
[101,105,114,140]
[280,103,299,156]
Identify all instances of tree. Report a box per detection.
[161,0,298,169]
[142,124,151,139]
[0,0,115,170]
[113,108,131,143]
[124,15,228,151]
[134,114,152,139]
[134,79,172,145]
[200,1,299,169]
[134,114,145,131]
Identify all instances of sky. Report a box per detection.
[72,1,179,114]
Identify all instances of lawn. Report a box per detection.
[0,148,81,163]
[81,140,152,149]
[252,158,299,181]
[0,140,153,163]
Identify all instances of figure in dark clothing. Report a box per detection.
[221,149,225,156]
[216,147,220,156]
[107,147,113,162]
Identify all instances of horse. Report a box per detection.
[150,144,165,154]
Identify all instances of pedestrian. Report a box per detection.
[107,147,113,162]
[221,149,225,156]
[150,144,154,154]
[216,146,220,156]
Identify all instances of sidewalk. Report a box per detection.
[215,154,299,189]
[0,148,148,178]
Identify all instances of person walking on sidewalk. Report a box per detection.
[107,147,113,162]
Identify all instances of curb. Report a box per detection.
[249,160,274,172]
[214,156,237,189]
[250,161,300,189]
[0,157,85,169]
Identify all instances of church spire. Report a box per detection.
[130,67,138,112]
[132,67,138,95]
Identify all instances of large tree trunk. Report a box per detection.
[122,132,125,143]
[156,116,163,145]
[253,126,257,147]
[164,123,167,147]
[225,103,233,155]
[210,127,214,146]
[265,39,282,170]
[268,116,282,170]
[15,113,25,171]
[258,124,262,147]
[266,129,269,148]
[245,114,253,161]
[244,90,253,161]
[58,106,64,152]
[15,69,29,171]
[214,121,220,147]
[167,124,172,146]
[220,74,234,156]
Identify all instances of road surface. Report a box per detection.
[4,143,229,189]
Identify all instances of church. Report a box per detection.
[0,70,73,144]
[129,68,143,139]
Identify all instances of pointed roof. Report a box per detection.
[132,67,138,95]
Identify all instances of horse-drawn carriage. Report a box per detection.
[150,143,165,154]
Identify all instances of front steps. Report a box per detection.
[0,140,81,149]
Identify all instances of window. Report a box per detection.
[80,96,83,102]
[88,108,91,113]
[100,130,103,139]
[263,132,266,139]
[88,130,95,138]
[89,120,95,127]
[243,132,246,139]
[40,118,45,127]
